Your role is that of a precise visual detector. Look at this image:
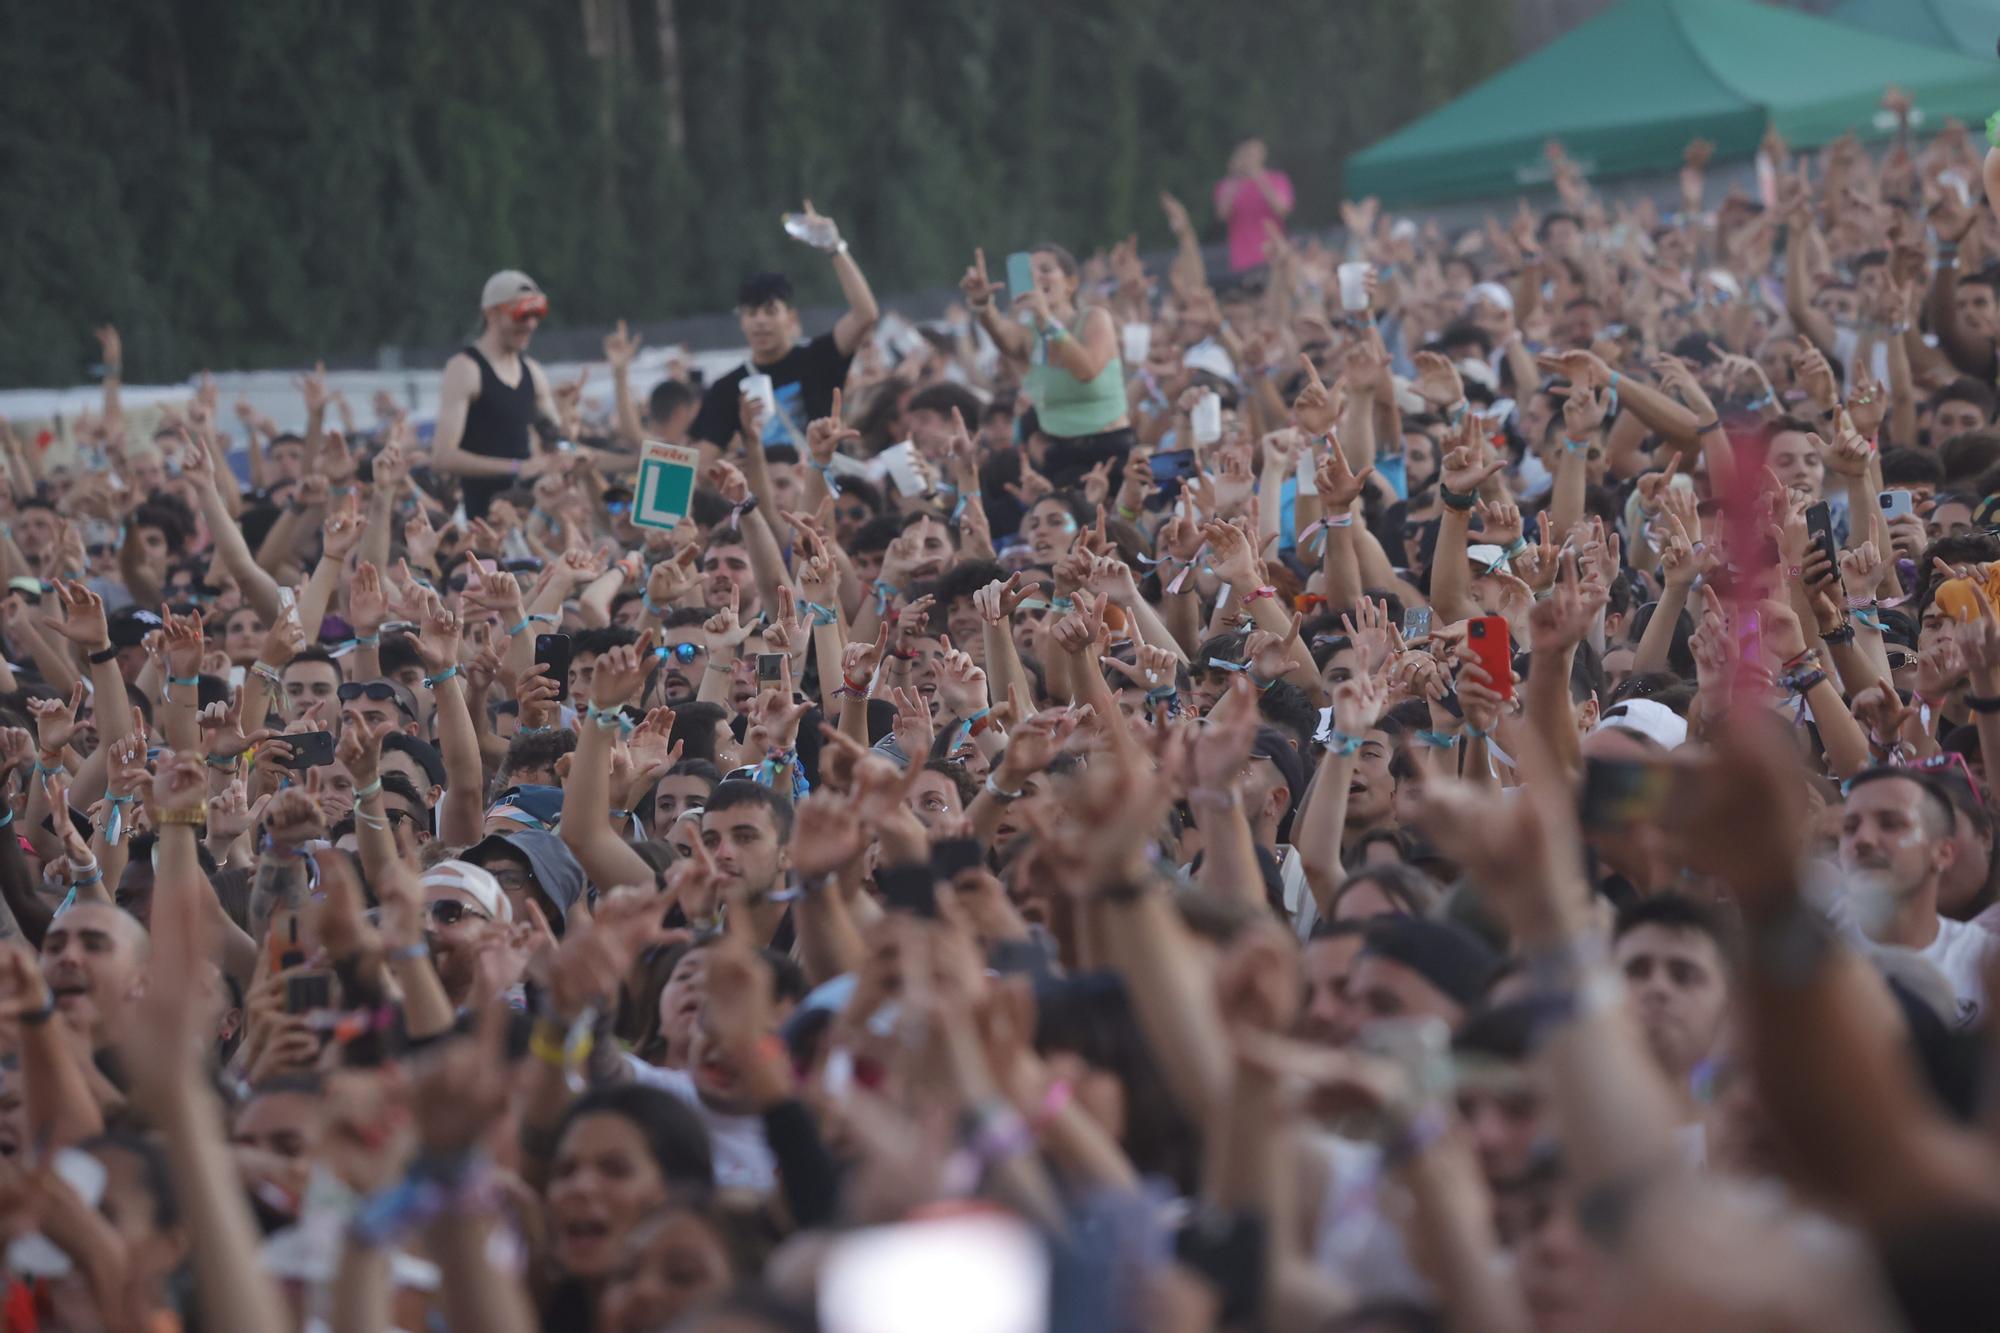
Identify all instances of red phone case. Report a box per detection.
[1466,615,1514,700]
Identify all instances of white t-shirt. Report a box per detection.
[623,1055,777,1193]
[1826,888,1999,1028]
[1914,916,2000,1028]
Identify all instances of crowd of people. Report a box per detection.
[1,113,2000,1331]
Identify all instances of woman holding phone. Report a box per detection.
[961,243,1130,489]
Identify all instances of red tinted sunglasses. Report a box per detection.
[507,294,548,321]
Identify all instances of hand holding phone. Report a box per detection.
[535,633,574,703]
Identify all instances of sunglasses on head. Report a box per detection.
[339,681,416,719]
[426,899,487,927]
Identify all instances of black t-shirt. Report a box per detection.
[690,332,853,449]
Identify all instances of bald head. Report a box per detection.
[41,901,148,1045]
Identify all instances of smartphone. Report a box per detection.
[931,837,984,882]
[1005,251,1036,309]
[1148,449,1198,484]
[1803,500,1838,575]
[1878,489,1914,521]
[1464,616,1514,701]
[535,633,573,702]
[1403,607,1433,642]
[1579,756,1682,830]
[277,730,336,770]
[285,972,333,1015]
[877,864,938,919]
[756,652,786,687]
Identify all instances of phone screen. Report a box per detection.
[535,633,574,702]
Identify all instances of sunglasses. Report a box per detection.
[507,294,549,322]
[339,681,416,720]
[658,642,705,665]
[427,899,488,927]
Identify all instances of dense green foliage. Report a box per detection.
[0,0,1509,386]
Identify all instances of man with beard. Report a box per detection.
[698,781,796,950]
[1612,894,1731,1148]
[657,609,714,707]
[417,861,510,1009]
[1835,768,2000,1026]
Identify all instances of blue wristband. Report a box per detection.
[422,665,460,688]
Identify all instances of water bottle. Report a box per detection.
[782,212,840,252]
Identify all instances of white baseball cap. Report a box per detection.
[1592,698,1688,750]
[421,859,513,923]
[479,270,544,312]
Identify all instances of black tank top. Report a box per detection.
[459,345,537,518]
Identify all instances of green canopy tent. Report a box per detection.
[1830,0,2000,58]
[1343,0,2000,206]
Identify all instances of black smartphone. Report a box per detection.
[278,730,336,770]
[535,633,574,702]
[877,864,938,918]
[1803,501,1838,577]
[285,972,333,1015]
[756,652,786,688]
[931,838,983,882]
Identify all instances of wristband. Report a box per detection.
[1243,585,1278,604]
[585,704,635,735]
[1562,436,1592,453]
[329,635,379,658]
[353,778,383,801]
[1694,419,1721,435]
[167,675,200,689]
[507,613,557,638]
[386,942,429,963]
[1819,622,1855,647]
[1438,484,1477,512]
[422,665,460,688]
[17,992,54,1027]
[68,864,103,889]
[0,807,15,831]
[1967,694,2000,715]
[249,662,284,688]
[1743,393,1775,412]
[156,805,209,827]
[204,753,241,770]
[87,645,119,665]
[1415,729,1457,749]
[1322,730,1363,756]
[983,773,1024,802]
[102,795,134,847]
[801,600,839,627]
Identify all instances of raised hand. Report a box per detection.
[592,630,658,711]
[39,579,108,650]
[335,712,395,789]
[932,636,989,717]
[960,249,998,311]
[1291,355,1341,436]
[346,561,388,636]
[1314,443,1374,512]
[602,318,643,371]
[28,683,84,756]
[321,492,367,562]
[1410,350,1464,410]
[199,695,277,761]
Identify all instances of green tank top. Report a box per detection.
[1026,311,1126,438]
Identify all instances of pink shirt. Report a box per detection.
[1214,169,1294,271]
